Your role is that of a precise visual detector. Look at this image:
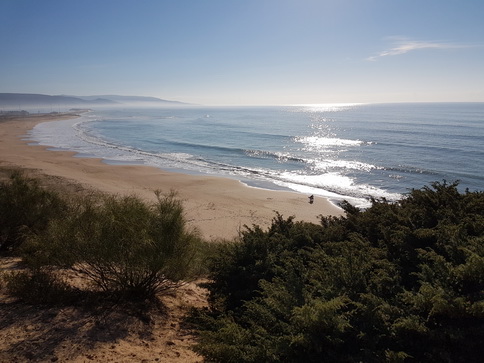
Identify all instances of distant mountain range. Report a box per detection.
[76,95,187,104]
[0,93,189,109]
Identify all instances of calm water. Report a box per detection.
[30,103,484,207]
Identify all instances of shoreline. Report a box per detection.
[0,113,343,240]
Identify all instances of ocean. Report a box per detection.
[29,103,484,208]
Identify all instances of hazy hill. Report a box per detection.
[78,95,188,105]
[0,93,116,108]
[0,93,189,110]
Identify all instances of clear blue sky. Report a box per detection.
[1,0,483,105]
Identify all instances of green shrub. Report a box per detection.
[0,171,67,253]
[3,269,75,305]
[25,191,203,299]
[192,182,484,362]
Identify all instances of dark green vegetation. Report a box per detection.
[192,182,484,362]
[1,172,203,301]
[0,171,68,253]
[2,172,483,361]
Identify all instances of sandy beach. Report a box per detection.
[0,113,343,241]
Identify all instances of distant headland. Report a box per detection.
[0,93,190,110]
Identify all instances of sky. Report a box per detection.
[1,0,483,105]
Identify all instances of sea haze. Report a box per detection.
[29,103,484,208]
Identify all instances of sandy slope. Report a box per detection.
[0,256,207,362]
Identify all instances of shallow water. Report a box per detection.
[30,103,484,207]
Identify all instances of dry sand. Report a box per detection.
[0,258,208,362]
[0,112,343,241]
[0,113,344,362]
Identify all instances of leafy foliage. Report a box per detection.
[0,171,67,253]
[23,191,203,299]
[192,182,484,362]
[2,269,76,305]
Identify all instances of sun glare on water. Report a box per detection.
[291,103,366,112]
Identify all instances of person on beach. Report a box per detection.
[309,195,314,204]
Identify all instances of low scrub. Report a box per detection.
[0,171,67,253]
[192,182,484,362]
[3,269,76,305]
[24,191,203,299]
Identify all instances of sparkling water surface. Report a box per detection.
[30,103,484,208]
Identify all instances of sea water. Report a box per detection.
[29,103,484,208]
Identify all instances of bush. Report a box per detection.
[0,171,67,253]
[3,269,75,305]
[24,191,203,299]
[192,182,484,362]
